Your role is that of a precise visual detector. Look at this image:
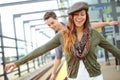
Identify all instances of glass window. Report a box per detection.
[30,27,39,49]
[24,23,31,43]
[3,38,16,47]
[17,40,25,48]
[0,53,2,64]
[26,42,33,53]
[18,48,26,58]
[31,27,37,45]
[21,12,46,22]
[1,14,15,38]
[4,48,17,62]
[15,18,24,40]
[4,48,16,57]
[116,6,120,13]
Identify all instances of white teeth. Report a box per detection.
[76,20,82,22]
[77,21,81,23]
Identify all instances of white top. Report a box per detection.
[68,60,103,80]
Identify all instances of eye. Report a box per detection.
[80,11,86,16]
[48,24,50,26]
[51,22,54,25]
[80,13,85,16]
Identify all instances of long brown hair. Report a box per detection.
[62,11,90,55]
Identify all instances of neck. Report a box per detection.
[76,26,84,33]
[75,26,84,41]
[57,23,65,31]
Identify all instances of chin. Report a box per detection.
[76,24,82,27]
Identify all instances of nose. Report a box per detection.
[77,14,82,18]
[50,25,55,30]
[50,25,54,28]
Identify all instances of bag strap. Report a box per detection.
[64,56,76,80]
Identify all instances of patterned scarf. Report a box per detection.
[72,27,91,60]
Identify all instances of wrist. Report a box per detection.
[51,72,56,75]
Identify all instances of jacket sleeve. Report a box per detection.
[94,30,120,59]
[15,32,62,67]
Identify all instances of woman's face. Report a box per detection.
[73,10,86,27]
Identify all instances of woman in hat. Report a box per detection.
[5,1,120,80]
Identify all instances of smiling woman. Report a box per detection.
[62,1,120,80]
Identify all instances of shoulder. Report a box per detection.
[90,28,100,34]
[54,31,63,39]
[90,28,103,39]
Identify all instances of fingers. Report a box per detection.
[5,63,16,72]
[110,21,120,27]
[115,21,119,25]
[114,21,120,27]
[117,22,120,27]
[5,65,12,72]
[11,66,15,71]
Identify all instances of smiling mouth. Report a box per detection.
[76,19,82,22]
[76,21,82,24]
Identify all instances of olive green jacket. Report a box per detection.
[15,28,120,78]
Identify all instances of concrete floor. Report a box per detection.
[100,60,120,80]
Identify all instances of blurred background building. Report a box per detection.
[0,0,120,80]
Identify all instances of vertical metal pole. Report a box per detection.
[0,15,9,80]
[23,21,30,72]
[13,15,21,77]
[30,26,36,69]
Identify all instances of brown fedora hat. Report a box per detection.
[68,2,88,15]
